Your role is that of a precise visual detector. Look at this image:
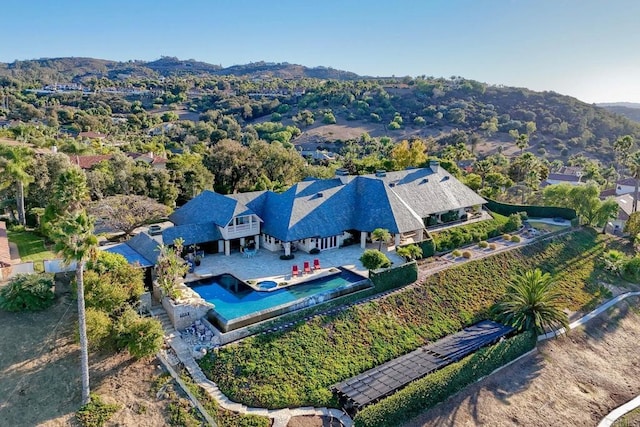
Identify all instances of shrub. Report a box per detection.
[451,249,462,257]
[462,251,472,259]
[478,241,489,249]
[310,247,320,254]
[76,394,120,427]
[360,249,391,270]
[623,256,640,283]
[0,274,55,312]
[388,121,401,130]
[85,308,113,350]
[280,254,295,260]
[510,235,521,243]
[353,332,536,427]
[502,234,512,241]
[503,214,523,233]
[113,309,164,359]
[432,214,509,252]
[489,243,497,250]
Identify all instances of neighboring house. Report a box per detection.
[543,173,583,187]
[128,152,167,169]
[163,161,486,256]
[78,131,107,140]
[614,178,639,196]
[611,194,635,233]
[69,154,113,169]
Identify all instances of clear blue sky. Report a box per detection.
[5,0,640,103]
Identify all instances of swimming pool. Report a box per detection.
[189,269,370,332]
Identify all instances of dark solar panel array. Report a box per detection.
[331,320,514,410]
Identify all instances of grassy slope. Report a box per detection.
[200,229,613,409]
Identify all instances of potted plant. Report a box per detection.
[194,255,202,266]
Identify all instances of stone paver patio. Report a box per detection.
[190,243,405,283]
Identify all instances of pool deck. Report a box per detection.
[187,243,405,284]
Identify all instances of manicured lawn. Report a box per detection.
[7,229,56,269]
[199,228,615,409]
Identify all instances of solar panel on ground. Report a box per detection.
[331,320,514,410]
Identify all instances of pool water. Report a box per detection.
[190,269,366,323]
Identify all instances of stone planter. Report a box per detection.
[158,283,214,330]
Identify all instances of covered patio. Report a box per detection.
[188,243,406,284]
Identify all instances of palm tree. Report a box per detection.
[371,228,392,251]
[493,268,569,335]
[516,133,529,154]
[0,146,34,225]
[396,244,423,261]
[614,135,634,173]
[626,151,640,213]
[474,159,493,188]
[51,210,98,405]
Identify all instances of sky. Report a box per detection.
[4,0,640,103]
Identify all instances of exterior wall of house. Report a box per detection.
[261,233,281,252]
[617,184,636,195]
[221,214,260,240]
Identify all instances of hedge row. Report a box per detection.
[353,330,537,427]
[399,238,436,258]
[486,198,577,220]
[369,261,418,292]
[431,213,516,252]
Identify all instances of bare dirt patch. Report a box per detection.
[288,415,343,427]
[404,297,640,427]
[0,283,174,426]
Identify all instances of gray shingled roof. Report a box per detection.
[167,166,485,243]
[162,222,222,246]
[126,232,161,264]
[372,168,486,218]
[169,190,257,226]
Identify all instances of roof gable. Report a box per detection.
[169,190,257,226]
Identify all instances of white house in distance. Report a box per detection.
[162,161,487,256]
[611,193,635,233]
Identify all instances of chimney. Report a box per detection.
[335,168,349,177]
[429,160,440,173]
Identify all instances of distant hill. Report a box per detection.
[598,103,640,123]
[0,56,361,83]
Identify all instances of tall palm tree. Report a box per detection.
[51,210,97,405]
[0,146,34,225]
[493,268,569,335]
[614,135,634,174]
[626,151,640,213]
[474,159,493,188]
[371,228,392,251]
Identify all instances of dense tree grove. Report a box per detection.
[0,57,639,222]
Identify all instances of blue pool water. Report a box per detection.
[190,269,366,321]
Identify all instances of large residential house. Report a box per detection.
[163,161,486,256]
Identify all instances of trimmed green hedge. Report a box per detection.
[369,261,418,292]
[353,331,537,427]
[486,198,577,220]
[431,214,510,252]
[400,239,435,258]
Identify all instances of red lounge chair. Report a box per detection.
[313,259,320,270]
[292,265,299,277]
[304,261,311,274]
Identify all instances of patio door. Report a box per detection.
[318,235,338,251]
